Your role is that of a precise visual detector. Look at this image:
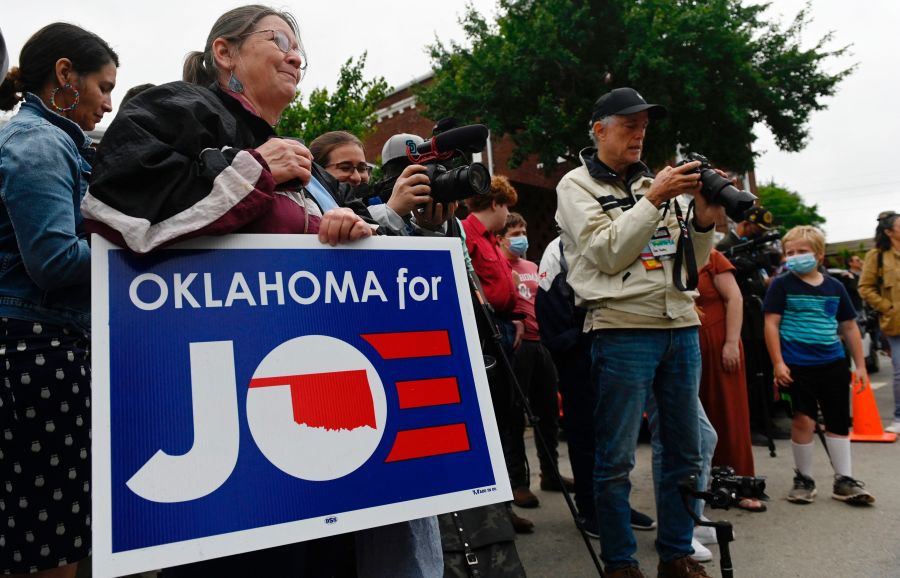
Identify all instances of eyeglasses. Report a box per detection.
[326,161,373,176]
[241,29,307,70]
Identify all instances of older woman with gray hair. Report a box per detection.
[84,4,441,577]
[84,5,371,250]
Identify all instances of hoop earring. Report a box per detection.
[50,83,80,113]
[227,72,244,93]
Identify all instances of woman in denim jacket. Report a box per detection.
[0,23,117,578]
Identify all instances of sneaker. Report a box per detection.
[693,525,716,546]
[576,514,600,539]
[658,556,712,578]
[689,538,712,562]
[832,475,875,505]
[694,523,735,546]
[630,508,657,531]
[885,421,900,434]
[607,565,646,578]
[512,486,540,508]
[786,470,817,504]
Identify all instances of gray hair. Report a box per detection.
[183,4,304,86]
[588,115,617,147]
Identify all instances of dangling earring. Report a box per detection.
[50,83,80,113]
[227,71,244,93]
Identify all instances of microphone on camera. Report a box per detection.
[414,124,489,156]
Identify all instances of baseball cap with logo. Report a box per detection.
[590,87,667,123]
[742,206,774,230]
[380,133,426,180]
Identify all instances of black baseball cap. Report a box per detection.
[590,87,667,123]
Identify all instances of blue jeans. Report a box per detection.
[889,335,900,421]
[591,328,703,569]
[648,395,717,519]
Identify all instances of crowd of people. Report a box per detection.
[0,6,897,578]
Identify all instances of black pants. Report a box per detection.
[551,338,596,519]
[506,340,560,488]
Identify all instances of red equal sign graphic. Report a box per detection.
[361,330,451,359]
[385,424,470,462]
[396,377,460,409]
[249,370,376,430]
[361,330,470,462]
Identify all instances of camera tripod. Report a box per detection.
[462,265,606,578]
[678,476,737,578]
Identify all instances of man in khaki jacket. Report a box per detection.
[555,87,720,578]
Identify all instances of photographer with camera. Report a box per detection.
[716,207,789,446]
[555,87,720,578]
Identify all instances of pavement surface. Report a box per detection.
[513,352,899,578]
[77,355,897,578]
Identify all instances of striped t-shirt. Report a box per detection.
[763,272,856,366]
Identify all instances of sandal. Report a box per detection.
[737,497,767,512]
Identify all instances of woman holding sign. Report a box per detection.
[83,7,372,251]
[84,5,442,578]
[0,23,118,578]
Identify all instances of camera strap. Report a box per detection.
[671,199,699,291]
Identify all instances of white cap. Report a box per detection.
[381,133,424,165]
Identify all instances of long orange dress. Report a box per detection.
[697,250,756,476]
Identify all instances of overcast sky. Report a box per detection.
[3,0,896,243]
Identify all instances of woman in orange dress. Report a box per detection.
[697,249,762,509]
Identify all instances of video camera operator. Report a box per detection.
[364,128,528,574]
[716,207,788,445]
[555,86,721,578]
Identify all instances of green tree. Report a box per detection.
[420,0,852,173]
[277,53,389,143]
[756,180,825,230]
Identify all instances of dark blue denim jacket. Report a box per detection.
[0,93,92,333]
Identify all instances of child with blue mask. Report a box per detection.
[498,211,574,518]
[763,226,874,506]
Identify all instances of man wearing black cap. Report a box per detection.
[555,87,718,578]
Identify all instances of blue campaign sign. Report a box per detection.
[90,235,511,577]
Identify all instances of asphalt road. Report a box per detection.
[77,355,897,578]
[513,352,899,578]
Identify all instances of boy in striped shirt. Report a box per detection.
[763,225,875,505]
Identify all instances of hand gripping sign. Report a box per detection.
[91,234,511,577]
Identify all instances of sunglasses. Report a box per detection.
[241,29,307,70]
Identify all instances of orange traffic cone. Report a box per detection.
[849,372,897,443]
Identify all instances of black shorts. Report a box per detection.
[783,358,851,435]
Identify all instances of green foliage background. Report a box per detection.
[277,53,389,144]
[419,0,852,174]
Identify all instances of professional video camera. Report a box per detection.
[676,153,757,222]
[404,124,491,204]
[708,466,767,508]
[720,230,782,296]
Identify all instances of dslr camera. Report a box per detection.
[708,465,767,508]
[676,153,757,222]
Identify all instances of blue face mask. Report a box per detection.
[785,253,818,274]
[508,236,529,257]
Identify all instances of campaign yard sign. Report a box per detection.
[91,234,511,577]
